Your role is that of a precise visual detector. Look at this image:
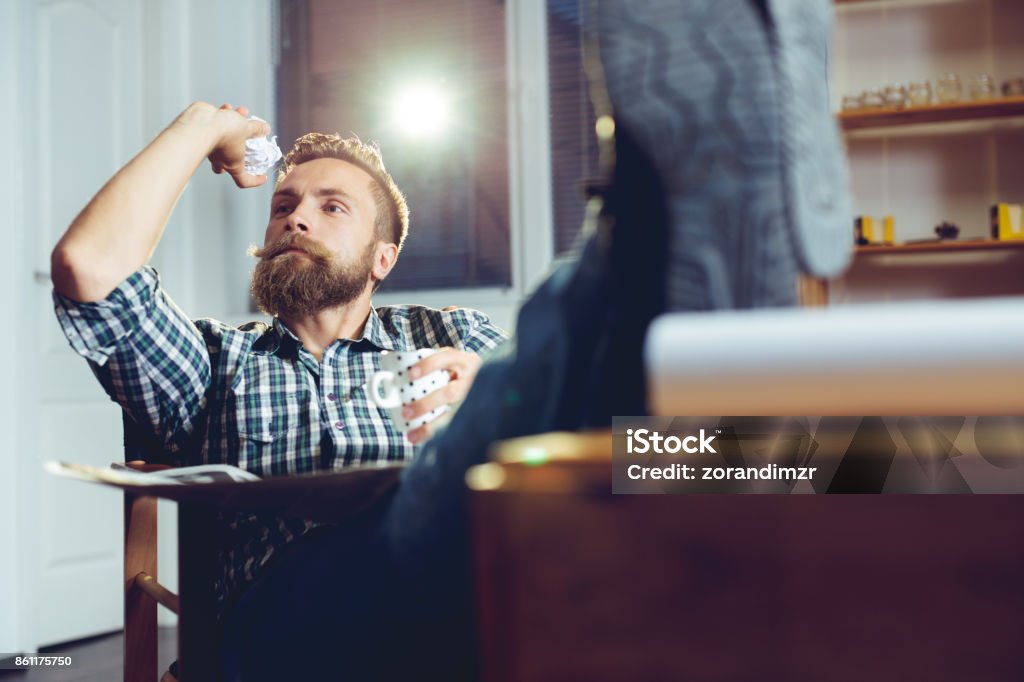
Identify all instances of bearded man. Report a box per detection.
[50,102,507,678]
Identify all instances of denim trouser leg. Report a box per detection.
[375,216,633,582]
[219,525,381,681]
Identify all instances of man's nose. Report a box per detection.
[284,204,311,232]
[285,217,309,232]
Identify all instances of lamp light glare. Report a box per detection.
[392,83,451,139]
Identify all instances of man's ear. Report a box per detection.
[372,241,399,282]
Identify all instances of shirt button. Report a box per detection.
[335,421,344,430]
[327,392,336,401]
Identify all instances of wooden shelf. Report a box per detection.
[856,240,1024,256]
[839,96,1024,130]
[799,240,1024,306]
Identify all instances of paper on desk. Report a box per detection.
[45,460,404,521]
[45,461,261,486]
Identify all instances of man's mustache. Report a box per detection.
[249,234,332,262]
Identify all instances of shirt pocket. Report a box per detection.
[228,369,316,475]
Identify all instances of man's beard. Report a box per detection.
[249,233,375,318]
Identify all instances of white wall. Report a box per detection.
[0,0,28,658]
[142,0,276,320]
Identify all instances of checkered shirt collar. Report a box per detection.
[254,307,401,356]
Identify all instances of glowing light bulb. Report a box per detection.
[392,82,451,139]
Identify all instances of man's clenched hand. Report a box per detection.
[172,102,271,188]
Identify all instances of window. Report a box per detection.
[547,0,600,256]
[276,0,510,291]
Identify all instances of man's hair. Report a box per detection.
[276,133,409,253]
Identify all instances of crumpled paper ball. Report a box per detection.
[244,115,283,176]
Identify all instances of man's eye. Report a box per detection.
[274,204,292,215]
[325,204,346,214]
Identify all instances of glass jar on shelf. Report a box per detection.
[859,89,885,109]
[969,74,996,100]
[936,73,963,103]
[883,84,907,108]
[906,81,932,107]
[841,95,861,111]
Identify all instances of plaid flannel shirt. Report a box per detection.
[53,266,508,609]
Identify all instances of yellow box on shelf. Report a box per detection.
[991,203,1024,241]
[855,215,894,245]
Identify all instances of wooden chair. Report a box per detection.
[123,463,172,682]
[121,412,221,682]
[118,409,402,682]
[123,460,220,682]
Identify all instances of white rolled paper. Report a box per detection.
[645,297,1024,416]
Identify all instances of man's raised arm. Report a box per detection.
[51,102,270,302]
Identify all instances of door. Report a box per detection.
[28,0,144,646]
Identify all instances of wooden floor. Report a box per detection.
[0,627,176,682]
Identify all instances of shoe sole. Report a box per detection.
[596,0,851,310]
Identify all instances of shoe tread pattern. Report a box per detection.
[597,0,851,310]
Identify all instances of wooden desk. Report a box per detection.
[470,432,1024,682]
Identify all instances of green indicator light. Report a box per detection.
[522,447,548,467]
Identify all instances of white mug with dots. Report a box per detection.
[368,349,451,433]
